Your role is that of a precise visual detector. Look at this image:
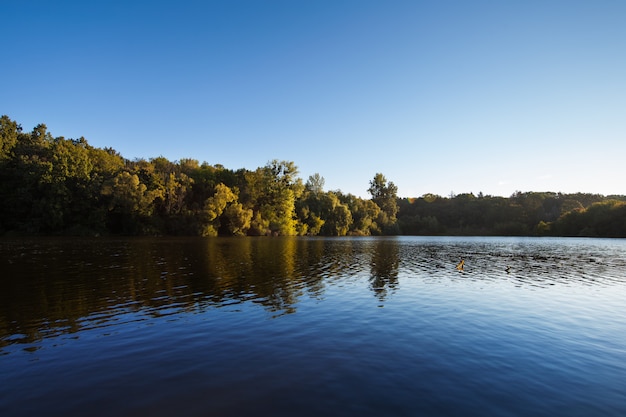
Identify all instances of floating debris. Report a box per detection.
[456,259,465,271]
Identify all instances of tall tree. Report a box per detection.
[305,173,325,195]
[368,173,399,232]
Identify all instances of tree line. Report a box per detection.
[1,115,624,237]
[399,192,626,237]
[0,116,399,236]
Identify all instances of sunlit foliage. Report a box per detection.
[1,115,624,237]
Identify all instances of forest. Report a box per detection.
[1,115,625,238]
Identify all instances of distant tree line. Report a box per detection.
[1,115,624,237]
[398,192,626,237]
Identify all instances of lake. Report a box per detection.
[1,236,625,416]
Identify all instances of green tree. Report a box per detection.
[368,173,399,233]
[102,171,159,233]
[0,115,20,160]
[296,194,325,236]
[337,192,381,235]
[38,136,95,232]
[321,195,353,236]
[305,173,325,195]
[200,183,252,236]
[550,200,626,237]
[244,160,304,236]
[201,183,238,236]
[297,190,353,236]
[82,146,125,232]
[223,202,253,236]
[0,124,54,232]
[162,172,193,215]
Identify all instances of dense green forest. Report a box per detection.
[1,115,625,237]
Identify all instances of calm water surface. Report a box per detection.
[1,236,625,416]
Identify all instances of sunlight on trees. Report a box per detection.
[1,115,624,238]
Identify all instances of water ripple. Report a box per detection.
[1,236,625,354]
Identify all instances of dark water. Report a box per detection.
[1,236,625,416]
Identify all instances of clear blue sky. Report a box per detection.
[3,0,625,198]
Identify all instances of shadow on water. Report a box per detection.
[1,236,625,353]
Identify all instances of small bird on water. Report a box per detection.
[456,259,465,271]
[505,265,511,273]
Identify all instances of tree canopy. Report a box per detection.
[1,115,624,237]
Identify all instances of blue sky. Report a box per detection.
[3,0,625,198]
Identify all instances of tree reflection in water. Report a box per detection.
[2,236,626,353]
[1,237,398,350]
[369,239,400,305]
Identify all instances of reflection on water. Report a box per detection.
[370,239,399,303]
[0,238,396,348]
[1,236,625,352]
[1,236,626,417]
